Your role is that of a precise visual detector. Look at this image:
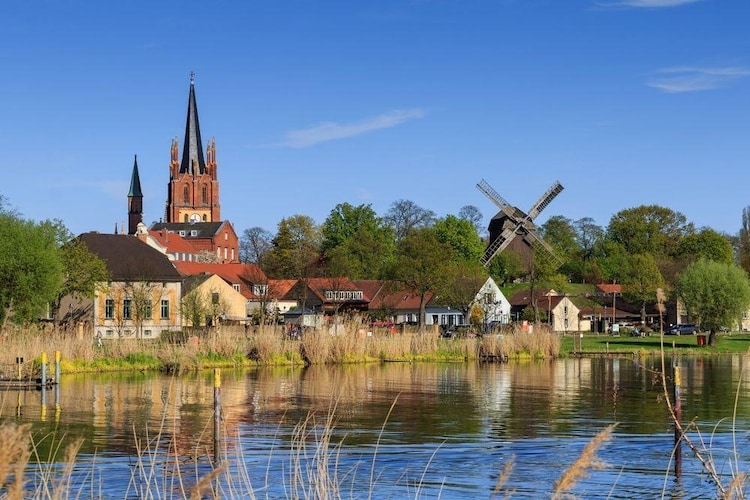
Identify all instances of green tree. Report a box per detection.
[56,236,110,316]
[458,205,484,235]
[676,228,734,265]
[321,203,395,278]
[540,215,582,280]
[388,227,456,330]
[621,253,665,326]
[263,215,322,279]
[0,214,64,326]
[433,215,484,264]
[676,259,750,346]
[607,205,694,259]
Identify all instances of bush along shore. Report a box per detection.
[0,323,561,375]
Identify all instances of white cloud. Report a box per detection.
[647,66,750,93]
[279,109,426,148]
[597,0,703,7]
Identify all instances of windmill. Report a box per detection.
[476,179,564,270]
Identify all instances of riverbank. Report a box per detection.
[558,331,750,356]
[0,323,560,375]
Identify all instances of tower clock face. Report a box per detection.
[189,213,201,223]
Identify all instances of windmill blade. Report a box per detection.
[525,228,563,268]
[477,179,514,215]
[481,227,518,267]
[526,181,564,221]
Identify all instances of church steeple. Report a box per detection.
[166,74,221,223]
[128,155,143,235]
[180,72,206,175]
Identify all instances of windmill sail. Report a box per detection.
[526,181,564,221]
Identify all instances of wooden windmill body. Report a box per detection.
[477,179,564,271]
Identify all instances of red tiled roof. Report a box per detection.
[596,284,622,295]
[369,286,433,311]
[148,229,200,255]
[174,262,267,299]
[268,279,297,299]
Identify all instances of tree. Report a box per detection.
[607,205,694,259]
[384,199,436,240]
[263,215,322,279]
[621,253,665,326]
[540,215,582,279]
[0,214,64,327]
[321,203,395,278]
[57,230,110,309]
[388,227,456,330]
[458,205,484,235]
[574,217,604,260]
[240,226,273,266]
[676,228,734,265]
[433,215,484,264]
[738,207,750,273]
[676,259,750,346]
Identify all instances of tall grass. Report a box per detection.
[0,322,561,374]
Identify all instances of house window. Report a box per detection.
[253,284,268,296]
[183,214,188,223]
[231,248,235,261]
[143,301,152,320]
[212,292,220,305]
[105,329,114,337]
[191,230,198,237]
[160,300,170,320]
[224,232,228,241]
[233,284,241,292]
[484,292,496,304]
[123,299,132,319]
[201,185,207,204]
[144,329,152,337]
[105,299,115,319]
[183,185,189,203]
[564,306,568,315]
[179,230,186,236]
[202,214,207,221]
[224,247,228,259]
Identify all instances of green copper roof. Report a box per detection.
[128,155,143,197]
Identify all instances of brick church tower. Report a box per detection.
[165,73,220,223]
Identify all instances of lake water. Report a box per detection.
[6,355,750,498]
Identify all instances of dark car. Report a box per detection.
[666,323,699,335]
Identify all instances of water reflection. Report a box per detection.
[3,356,750,497]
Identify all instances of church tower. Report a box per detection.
[166,73,220,223]
[128,155,143,235]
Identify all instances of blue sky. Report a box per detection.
[1,0,748,238]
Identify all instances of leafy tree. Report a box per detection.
[487,251,526,286]
[621,253,665,326]
[676,259,750,346]
[433,215,484,264]
[387,227,456,330]
[384,199,436,240]
[57,237,110,309]
[0,214,64,326]
[607,205,694,259]
[540,215,582,279]
[458,205,484,235]
[595,239,631,284]
[321,203,395,278]
[263,215,321,279]
[325,226,395,279]
[240,226,273,266]
[676,228,734,265]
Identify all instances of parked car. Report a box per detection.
[666,324,700,335]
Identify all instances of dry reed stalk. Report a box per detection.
[492,457,515,498]
[0,422,32,499]
[552,423,618,499]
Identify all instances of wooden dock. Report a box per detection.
[0,377,56,391]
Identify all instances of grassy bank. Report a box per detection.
[559,331,750,356]
[0,323,561,375]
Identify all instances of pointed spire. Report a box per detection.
[180,72,206,175]
[129,155,143,197]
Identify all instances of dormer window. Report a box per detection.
[179,230,186,237]
[232,284,241,292]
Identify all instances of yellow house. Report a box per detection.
[57,233,183,340]
[182,273,247,326]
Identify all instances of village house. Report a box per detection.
[56,232,183,340]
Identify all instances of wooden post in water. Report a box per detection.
[673,362,682,478]
[41,352,48,419]
[16,357,23,380]
[214,368,222,465]
[55,351,62,421]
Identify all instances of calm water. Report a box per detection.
[5,355,750,498]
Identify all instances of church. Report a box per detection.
[127,74,239,263]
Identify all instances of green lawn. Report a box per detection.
[559,332,750,356]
